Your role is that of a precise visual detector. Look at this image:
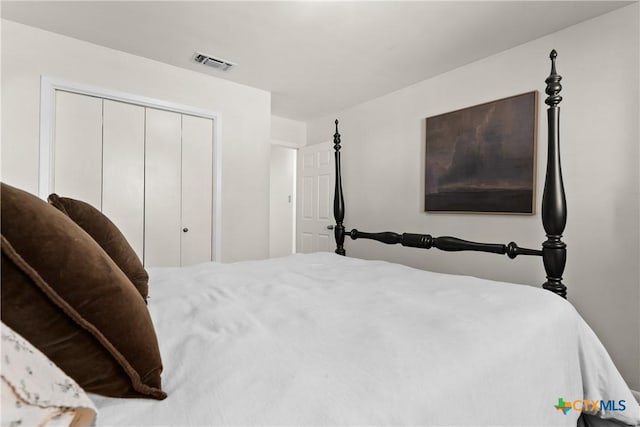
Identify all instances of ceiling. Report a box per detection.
[1,1,632,121]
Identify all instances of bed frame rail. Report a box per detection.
[349,230,542,258]
[333,50,567,298]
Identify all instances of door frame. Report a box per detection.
[269,143,297,257]
[39,76,222,261]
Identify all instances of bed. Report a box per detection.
[89,253,638,426]
[1,51,639,427]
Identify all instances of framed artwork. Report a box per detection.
[425,91,537,214]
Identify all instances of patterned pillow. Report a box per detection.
[1,322,97,427]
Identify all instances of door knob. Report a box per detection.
[183,227,189,233]
[326,225,334,230]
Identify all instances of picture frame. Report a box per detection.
[425,91,538,214]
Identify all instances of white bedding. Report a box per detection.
[91,253,640,426]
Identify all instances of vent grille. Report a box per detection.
[194,52,236,71]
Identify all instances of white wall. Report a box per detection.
[269,115,306,258]
[1,20,271,262]
[269,145,296,257]
[271,115,307,148]
[307,5,640,390]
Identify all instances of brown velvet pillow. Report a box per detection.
[0,183,166,400]
[47,193,149,302]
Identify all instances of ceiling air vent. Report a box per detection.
[193,52,236,71]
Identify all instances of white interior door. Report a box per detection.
[49,84,218,267]
[53,91,103,208]
[269,145,296,258]
[144,108,182,267]
[102,100,145,260]
[297,141,334,253]
[181,114,214,266]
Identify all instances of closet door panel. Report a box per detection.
[144,108,182,267]
[54,91,102,208]
[181,115,213,265]
[102,100,145,260]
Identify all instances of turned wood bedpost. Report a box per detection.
[541,50,568,298]
[330,52,568,297]
[333,120,346,255]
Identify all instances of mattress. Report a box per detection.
[90,253,640,426]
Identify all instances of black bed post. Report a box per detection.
[333,119,346,256]
[541,50,567,298]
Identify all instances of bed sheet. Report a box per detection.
[90,253,640,426]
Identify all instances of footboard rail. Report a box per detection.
[349,230,542,259]
[333,50,567,298]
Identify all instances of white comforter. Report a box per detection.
[91,253,640,426]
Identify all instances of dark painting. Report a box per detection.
[425,91,537,214]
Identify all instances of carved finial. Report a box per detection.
[545,49,562,107]
[333,119,341,151]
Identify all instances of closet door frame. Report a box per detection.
[38,76,222,262]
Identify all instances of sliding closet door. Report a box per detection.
[181,115,214,265]
[53,91,103,208]
[102,100,145,259]
[144,108,182,267]
[51,88,216,267]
